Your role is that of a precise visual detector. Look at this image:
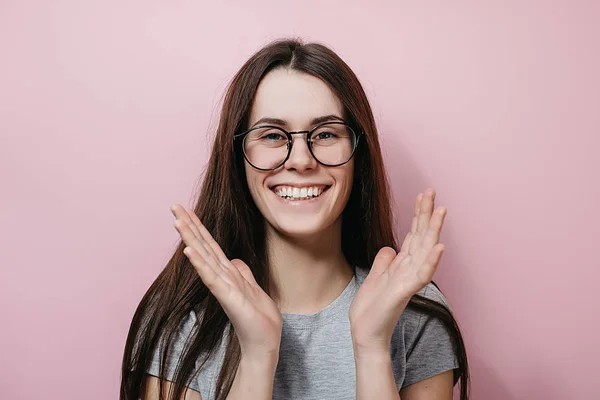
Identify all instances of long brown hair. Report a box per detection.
[121,38,470,400]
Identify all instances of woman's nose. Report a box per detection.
[283,133,318,171]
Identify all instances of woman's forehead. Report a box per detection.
[249,68,344,128]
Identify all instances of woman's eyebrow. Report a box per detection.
[250,114,344,128]
[310,114,344,125]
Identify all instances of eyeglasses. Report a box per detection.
[234,121,362,171]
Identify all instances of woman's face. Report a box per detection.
[244,68,354,239]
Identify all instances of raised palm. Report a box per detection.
[171,205,282,359]
[349,189,447,352]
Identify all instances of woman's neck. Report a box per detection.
[265,220,354,315]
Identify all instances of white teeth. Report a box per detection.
[274,185,326,200]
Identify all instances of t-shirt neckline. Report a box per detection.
[280,272,358,330]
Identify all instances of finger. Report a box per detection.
[182,246,217,287]
[400,228,415,255]
[401,207,420,255]
[410,208,419,235]
[183,246,231,297]
[181,207,247,289]
[413,192,423,229]
[370,247,397,277]
[174,219,234,286]
[183,207,231,267]
[411,189,435,253]
[421,206,447,250]
[417,244,445,284]
[184,246,249,324]
[417,189,435,235]
[172,206,227,280]
[173,217,214,264]
[172,205,226,275]
[171,204,203,240]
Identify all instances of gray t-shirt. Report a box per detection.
[147,267,458,399]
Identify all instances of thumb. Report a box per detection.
[230,259,258,286]
[370,247,397,277]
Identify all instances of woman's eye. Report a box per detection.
[262,132,286,141]
[315,131,336,140]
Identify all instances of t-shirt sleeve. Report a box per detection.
[146,310,202,392]
[402,283,459,388]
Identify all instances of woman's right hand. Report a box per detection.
[170,204,283,361]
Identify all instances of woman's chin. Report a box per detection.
[267,218,329,239]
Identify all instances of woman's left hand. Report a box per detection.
[349,188,447,354]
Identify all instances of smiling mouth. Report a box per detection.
[270,185,331,201]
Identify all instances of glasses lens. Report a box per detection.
[243,127,289,169]
[310,123,357,166]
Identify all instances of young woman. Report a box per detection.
[121,38,469,400]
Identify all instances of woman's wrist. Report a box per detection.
[227,354,279,400]
[239,352,279,375]
[353,349,399,400]
[350,330,393,358]
[353,345,391,364]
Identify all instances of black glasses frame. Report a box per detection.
[233,121,363,171]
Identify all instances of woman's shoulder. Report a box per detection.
[398,282,455,355]
[415,282,452,310]
[147,307,229,396]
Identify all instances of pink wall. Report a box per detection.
[1,1,598,399]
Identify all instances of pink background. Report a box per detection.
[1,1,598,399]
